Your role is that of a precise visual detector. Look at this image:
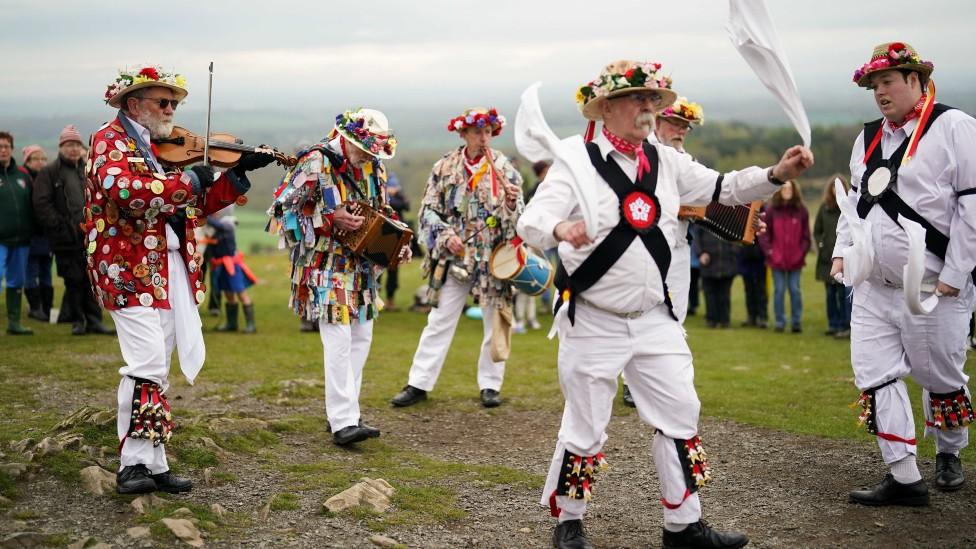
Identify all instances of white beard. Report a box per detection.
[136,111,174,139]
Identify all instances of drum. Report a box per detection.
[489,243,554,296]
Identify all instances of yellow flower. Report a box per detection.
[174,75,187,89]
[132,75,149,85]
[575,87,586,105]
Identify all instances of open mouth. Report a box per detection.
[879,99,892,109]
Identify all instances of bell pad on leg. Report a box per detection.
[929,388,974,430]
[554,450,609,501]
[126,377,175,447]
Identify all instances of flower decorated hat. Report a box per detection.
[105,65,187,108]
[447,107,506,136]
[658,96,705,125]
[577,60,677,121]
[852,42,934,88]
[334,108,397,160]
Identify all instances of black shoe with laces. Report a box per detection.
[621,384,636,408]
[848,473,929,506]
[935,452,965,491]
[480,388,502,408]
[151,471,193,493]
[117,464,157,494]
[552,519,593,549]
[391,385,427,407]
[662,520,749,549]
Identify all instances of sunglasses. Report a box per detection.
[136,96,180,110]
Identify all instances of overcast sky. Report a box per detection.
[2,0,973,126]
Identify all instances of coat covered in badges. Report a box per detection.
[83,116,249,311]
[267,138,391,325]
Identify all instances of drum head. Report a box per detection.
[489,244,523,279]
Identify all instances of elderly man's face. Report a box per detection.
[60,141,84,163]
[26,151,48,171]
[655,117,693,151]
[126,86,177,139]
[345,141,374,168]
[602,91,661,144]
[869,70,922,123]
[461,126,493,158]
[0,138,12,166]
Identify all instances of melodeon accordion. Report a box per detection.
[333,200,413,268]
[677,200,762,244]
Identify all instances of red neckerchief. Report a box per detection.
[602,126,651,180]
[338,137,363,180]
[887,94,927,131]
[462,147,485,176]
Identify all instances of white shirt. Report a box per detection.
[518,130,776,314]
[833,107,976,289]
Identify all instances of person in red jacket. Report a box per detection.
[87,65,272,495]
[762,180,811,332]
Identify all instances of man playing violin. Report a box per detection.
[87,65,272,495]
[390,107,523,410]
[268,108,408,446]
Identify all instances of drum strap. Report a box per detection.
[553,142,677,326]
[854,105,956,264]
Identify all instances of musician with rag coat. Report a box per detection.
[391,107,524,409]
[835,42,976,505]
[518,60,813,549]
[88,65,269,494]
[269,108,407,446]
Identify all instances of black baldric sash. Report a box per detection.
[855,104,956,262]
[552,141,677,325]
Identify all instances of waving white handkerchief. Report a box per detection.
[900,215,939,315]
[834,178,874,287]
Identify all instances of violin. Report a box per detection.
[153,126,297,169]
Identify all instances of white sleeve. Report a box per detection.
[670,146,778,207]
[942,114,976,288]
[517,158,579,250]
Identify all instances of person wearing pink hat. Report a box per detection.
[20,144,54,322]
[32,125,113,336]
[835,42,976,505]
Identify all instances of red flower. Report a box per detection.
[888,42,906,54]
[139,67,160,80]
[624,69,635,79]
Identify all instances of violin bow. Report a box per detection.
[203,61,214,168]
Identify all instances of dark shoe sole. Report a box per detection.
[117,481,157,495]
[848,494,929,506]
[334,430,372,446]
[663,539,748,549]
[481,399,501,408]
[935,479,965,492]
[156,483,193,494]
[391,395,427,407]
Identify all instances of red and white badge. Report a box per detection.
[621,191,659,232]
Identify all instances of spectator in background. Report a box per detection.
[33,125,114,336]
[695,224,737,328]
[814,176,850,338]
[737,210,768,328]
[209,207,257,334]
[763,179,810,333]
[687,230,701,316]
[513,160,551,333]
[383,172,410,312]
[22,144,54,322]
[0,130,34,335]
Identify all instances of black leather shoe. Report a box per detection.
[117,464,157,494]
[621,384,636,408]
[552,519,593,549]
[151,471,193,493]
[480,388,502,408]
[71,321,87,336]
[848,473,929,506]
[935,453,965,491]
[662,520,749,549]
[86,321,116,335]
[359,421,381,439]
[391,385,427,407]
[333,425,373,446]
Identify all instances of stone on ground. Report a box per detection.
[79,466,116,496]
[369,534,401,548]
[130,493,166,514]
[127,526,151,540]
[324,477,394,513]
[1,532,48,548]
[161,518,204,548]
[209,503,227,518]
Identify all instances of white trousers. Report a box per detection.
[851,279,973,463]
[112,240,204,474]
[320,320,374,432]
[407,277,504,392]
[541,303,703,525]
[667,242,692,325]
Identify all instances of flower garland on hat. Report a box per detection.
[852,42,934,87]
[447,107,506,136]
[659,97,705,125]
[576,61,673,110]
[104,66,186,105]
[335,109,397,158]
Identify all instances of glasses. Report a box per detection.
[135,96,180,110]
[614,92,662,106]
[663,118,694,132]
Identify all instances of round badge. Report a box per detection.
[147,251,159,263]
[88,228,97,242]
[105,131,115,139]
[150,180,164,195]
[87,242,97,255]
[119,189,130,199]
[621,191,659,232]
[130,198,145,209]
[85,159,92,174]
[102,175,115,190]
[133,264,150,278]
[195,290,206,303]
[117,177,129,189]
[144,235,159,249]
[108,150,124,162]
[867,166,891,197]
[94,141,107,155]
[132,179,143,191]
[187,242,195,255]
[108,226,118,237]
[98,261,108,275]
[101,244,110,255]
[96,219,105,233]
[153,173,166,181]
[149,197,165,209]
[154,287,167,300]
[139,293,154,307]
[152,273,163,286]
[114,140,128,152]
[107,264,121,279]
[171,189,188,203]
[106,166,122,176]
[188,260,197,273]
[235,195,248,207]
[160,204,175,214]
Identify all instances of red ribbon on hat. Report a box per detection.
[602,126,651,180]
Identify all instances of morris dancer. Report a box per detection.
[391,107,523,409]
[518,60,812,548]
[269,108,407,446]
[89,65,269,494]
[836,42,976,504]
